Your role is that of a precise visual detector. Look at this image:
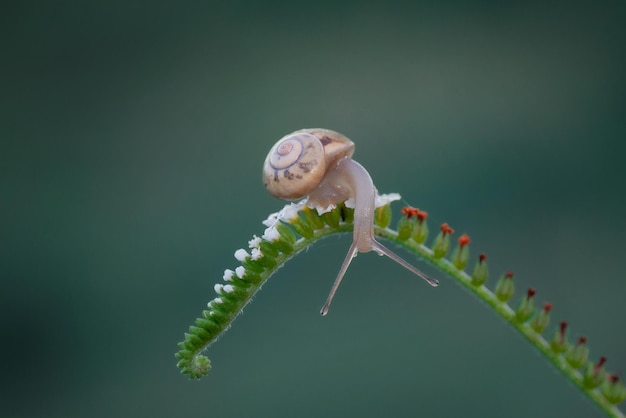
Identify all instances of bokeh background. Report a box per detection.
[2,1,625,417]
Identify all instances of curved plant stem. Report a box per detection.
[176,202,624,417]
[376,227,624,418]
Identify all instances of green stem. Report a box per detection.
[376,227,624,418]
[176,202,624,417]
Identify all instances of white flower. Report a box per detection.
[281,201,306,221]
[235,266,245,279]
[343,198,355,209]
[251,247,263,260]
[261,200,310,242]
[223,285,235,293]
[310,193,401,213]
[248,235,262,249]
[234,248,249,262]
[262,226,280,242]
[263,200,307,228]
[375,193,401,207]
[208,297,223,307]
[312,203,336,214]
[214,283,224,293]
[223,269,235,281]
[262,211,281,228]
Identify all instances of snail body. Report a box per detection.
[263,129,438,315]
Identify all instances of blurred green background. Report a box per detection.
[2,1,625,417]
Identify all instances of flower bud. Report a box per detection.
[290,214,314,239]
[565,337,589,369]
[530,302,552,334]
[601,375,626,405]
[471,254,488,286]
[451,233,471,269]
[397,219,414,240]
[273,223,296,254]
[550,321,569,353]
[375,204,392,228]
[322,205,341,228]
[276,222,296,243]
[302,206,325,230]
[432,223,454,259]
[254,253,277,270]
[398,207,419,240]
[189,355,211,378]
[494,271,515,302]
[259,240,279,258]
[412,210,429,244]
[583,356,607,389]
[515,288,536,323]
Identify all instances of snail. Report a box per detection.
[263,128,439,315]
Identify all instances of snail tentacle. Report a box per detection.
[263,129,438,314]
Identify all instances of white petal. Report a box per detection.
[313,203,336,214]
[223,269,235,281]
[235,266,246,279]
[234,248,249,262]
[375,193,401,207]
[262,226,280,242]
[262,211,281,227]
[248,235,262,249]
[278,202,302,221]
[251,248,263,260]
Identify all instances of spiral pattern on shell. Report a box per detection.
[263,129,355,200]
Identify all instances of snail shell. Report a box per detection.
[263,129,355,200]
[263,127,438,315]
